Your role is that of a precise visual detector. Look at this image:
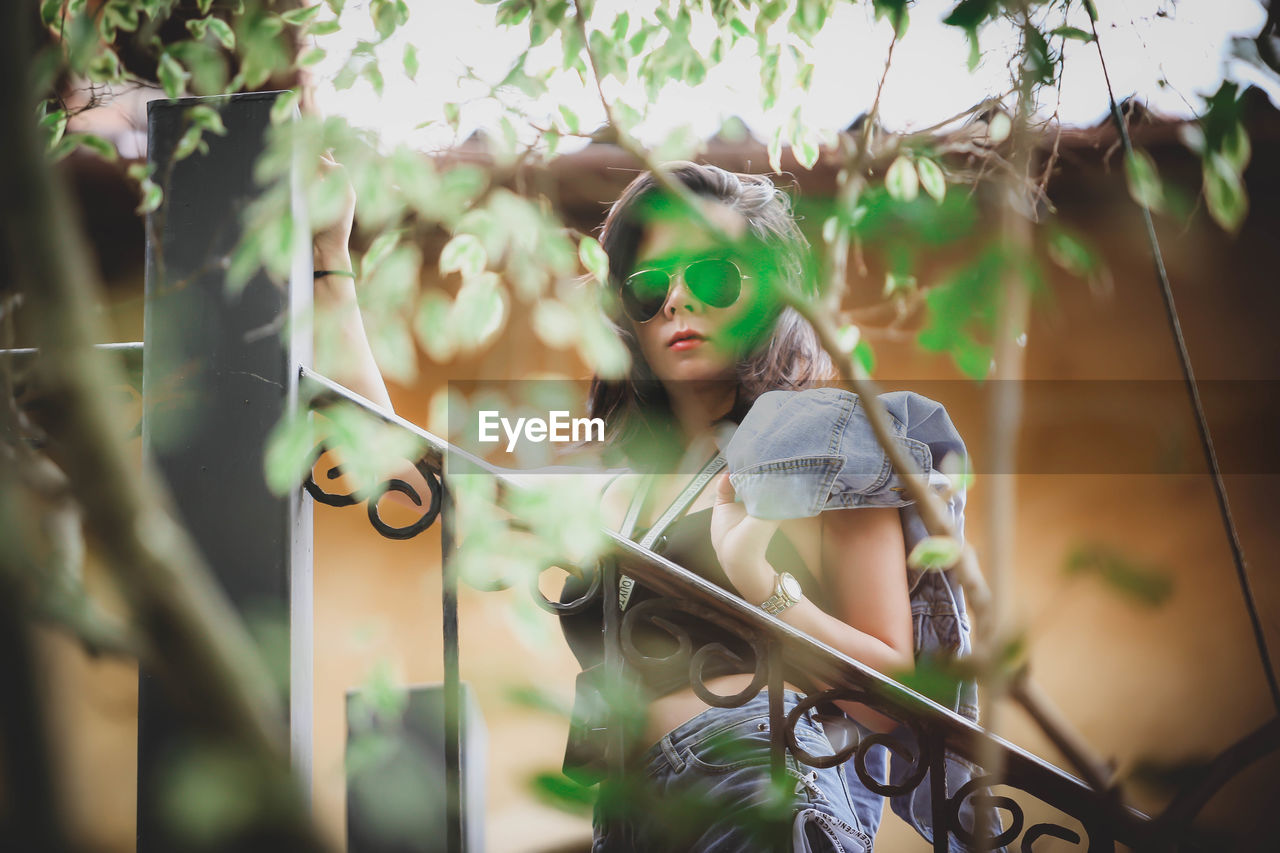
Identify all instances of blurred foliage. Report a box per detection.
[24,0,1268,841]
[1063,543,1175,607]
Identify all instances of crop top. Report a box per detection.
[558,506,833,699]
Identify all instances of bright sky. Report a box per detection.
[313,0,1268,153]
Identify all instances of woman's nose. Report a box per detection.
[662,274,700,317]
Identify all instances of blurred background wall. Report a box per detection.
[29,95,1280,851]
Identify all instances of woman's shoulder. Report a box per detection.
[723,386,966,520]
[735,387,962,449]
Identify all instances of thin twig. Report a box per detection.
[1088,12,1280,716]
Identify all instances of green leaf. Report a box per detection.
[308,19,342,36]
[137,180,164,215]
[852,338,876,375]
[363,62,385,96]
[367,317,418,384]
[403,43,420,80]
[1124,148,1165,213]
[158,51,190,99]
[1082,0,1099,22]
[299,47,326,67]
[557,104,580,134]
[414,290,457,362]
[361,231,402,278]
[443,101,461,130]
[40,0,62,26]
[1064,543,1173,607]
[173,125,207,161]
[768,126,784,174]
[885,155,918,202]
[577,236,608,283]
[907,535,963,571]
[187,105,227,136]
[529,771,595,815]
[282,4,322,25]
[1204,152,1247,232]
[452,273,506,349]
[496,0,531,27]
[916,157,946,203]
[264,411,318,495]
[61,133,117,162]
[1046,226,1099,278]
[270,90,301,124]
[1220,121,1251,173]
[942,0,998,30]
[873,0,909,38]
[207,18,237,49]
[440,234,488,278]
[793,129,819,170]
[38,108,68,151]
[169,39,229,95]
[532,299,577,347]
[1049,26,1094,42]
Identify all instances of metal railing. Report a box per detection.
[299,364,1226,853]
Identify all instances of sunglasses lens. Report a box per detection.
[622,269,671,321]
[685,259,742,308]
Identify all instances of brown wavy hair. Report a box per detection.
[587,162,836,470]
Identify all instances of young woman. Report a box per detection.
[316,158,983,851]
[555,162,976,853]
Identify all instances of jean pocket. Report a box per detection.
[792,807,873,853]
[681,719,774,774]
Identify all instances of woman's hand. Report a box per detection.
[313,152,356,270]
[710,472,782,605]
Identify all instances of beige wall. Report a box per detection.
[29,144,1280,851]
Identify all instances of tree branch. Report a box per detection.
[1,0,327,847]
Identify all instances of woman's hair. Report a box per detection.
[587,161,836,470]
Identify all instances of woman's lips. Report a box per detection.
[668,331,705,351]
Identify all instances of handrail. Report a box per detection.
[301,365,1167,849]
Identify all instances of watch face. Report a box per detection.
[780,574,802,601]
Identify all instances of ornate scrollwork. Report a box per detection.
[531,559,600,615]
[303,444,441,539]
[1019,822,1083,851]
[782,689,933,797]
[947,775,1024,850]
[619,596,769,708]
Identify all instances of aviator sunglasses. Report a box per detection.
[621,257,749,323]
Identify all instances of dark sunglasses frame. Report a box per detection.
[621,257,750,323]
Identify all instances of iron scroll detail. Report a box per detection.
[303,444,442,539]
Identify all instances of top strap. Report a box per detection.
[618,451,726,611]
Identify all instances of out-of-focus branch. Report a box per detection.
[0,0,327,847]
[572,0,1119,797]
[822,32,897,314]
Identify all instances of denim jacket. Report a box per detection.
[720,388,996,849]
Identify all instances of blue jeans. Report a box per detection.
[591,691,881,852]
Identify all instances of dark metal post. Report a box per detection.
[768,640,785,778]
[140,92,313,849]
[441,484,463,852]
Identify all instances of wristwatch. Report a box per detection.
[760,571,803,616]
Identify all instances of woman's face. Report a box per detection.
[629,201,753,385]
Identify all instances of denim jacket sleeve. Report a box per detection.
[722,388,1002,849]
[720,387,978,719]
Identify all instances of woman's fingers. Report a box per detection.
[714,471,736,506]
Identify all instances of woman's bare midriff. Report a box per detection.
[644,675,903,747]
[643,673,806,746]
